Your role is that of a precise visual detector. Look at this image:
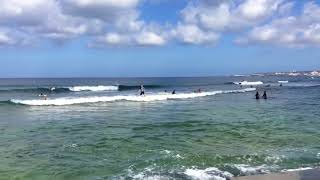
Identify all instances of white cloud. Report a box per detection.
[236,0,284,21]
[0,0,320,48]
[180,0,286,32]
[0,28,35,46]
[60,0,140,23]
[238,2,320,47]
[173,24,219,45]
[135,31,166,46]
[0,32,15,45]
[174,0,287,44]
[181,2,231,31]
[94,30,166,47]
[95,33,130,46]
[0,0,56,25]
[0,0,145,44]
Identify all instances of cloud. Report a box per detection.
[0,28,35,46]
[236,0,284,21]
[0,32,15,45]
[174,0,288,44]
[93,30,166,47]
[60,0,141,29]
[135,31,166,46]
[0,0,55,25]
[180,0,286,31]
[0,0,319,48]
[238,1,320,47]
[172,24,219,45]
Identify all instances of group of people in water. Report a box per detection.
[140,85,269,100]
[255,91,267,100]
[39,85,268,101]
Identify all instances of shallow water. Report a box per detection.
[0,76,320,179]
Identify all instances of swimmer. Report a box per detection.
[172,90,176,94]
[255,91,260,100]
[262,91,267,99]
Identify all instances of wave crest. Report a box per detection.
[10,88,256,106]
[233,81,263,86]
[68,86,118,92]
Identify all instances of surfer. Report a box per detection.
[139,85,145,96]
[194,88,201,93]
[262,91,267,99]
[255,91,260,100]
[172,90,176,94]
[38,93,47,100]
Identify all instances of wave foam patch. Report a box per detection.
[281,167,313,172]
[69,86,118,92]
[234,81,263,86]
[184,167,233,180]
[278,81,289,83]
[230,164,275,175]
[10,88,256,106]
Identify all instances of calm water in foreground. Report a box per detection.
[0,76,320,180]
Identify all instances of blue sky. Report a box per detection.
[0,0,320,77]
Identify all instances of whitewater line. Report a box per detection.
[10,88,256,106]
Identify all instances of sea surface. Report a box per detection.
[0,75,320,180]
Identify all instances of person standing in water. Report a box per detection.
[139,85,145,96]
[255,91,260,100]
[262,91,267,99]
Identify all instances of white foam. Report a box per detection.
[233,74,248,77]
[278,81,289,83]
[234,81,263,86]
[232,164,272,175]
[11,88,256,106]
[184,167,233,180]
[68,85,118,92]
[281,167,313,172]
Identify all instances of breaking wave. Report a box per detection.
[184,167,233,180]
[10,88,256,106]
[233,81,263,86]
[118,85,163,91]
[68,85,118,91]
[0,85,167,93]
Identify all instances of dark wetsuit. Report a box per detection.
[255,92,260,99]
[262,92,267,99]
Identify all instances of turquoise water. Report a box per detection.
[0,76,320,179]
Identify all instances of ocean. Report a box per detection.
[0,75,320,179]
